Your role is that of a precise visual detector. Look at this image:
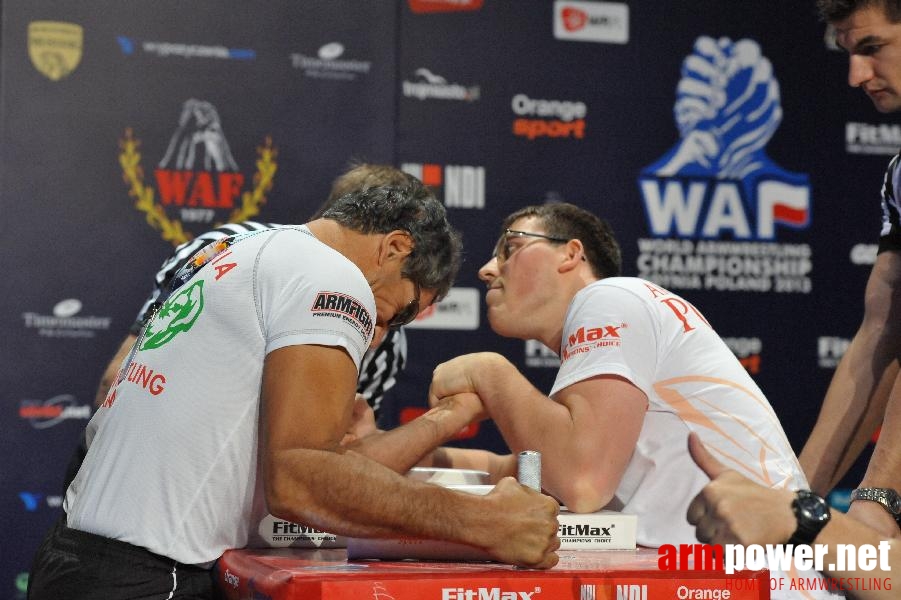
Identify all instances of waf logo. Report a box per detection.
[119,98,278,246]
[401,162,485,209]
[639,37,810,240]
[562,324,624,360]
[311,292,374,340]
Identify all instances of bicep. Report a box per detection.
[555,375,647,471]
[261,344,359,454]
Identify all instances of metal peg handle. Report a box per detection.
[517,450,541,492]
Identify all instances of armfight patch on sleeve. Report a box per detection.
[310,291,374,343]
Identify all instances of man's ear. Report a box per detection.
[377,230,414,265]
[558,239,585,273]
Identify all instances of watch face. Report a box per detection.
[798,495,830,522]
[890,495,901,513]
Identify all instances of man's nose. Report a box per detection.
[848,54,874,88]
[478,256,499,284]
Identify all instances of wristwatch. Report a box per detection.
[850,487,901,525]
[788,490,831,546]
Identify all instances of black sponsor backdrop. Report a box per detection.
[0,0,886,595]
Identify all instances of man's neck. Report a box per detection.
[306,219,380,273]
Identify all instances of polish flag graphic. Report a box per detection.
[757,180,810,237]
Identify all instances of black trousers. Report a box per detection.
[28,516,218,600]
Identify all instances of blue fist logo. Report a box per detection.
[646,36,785,180]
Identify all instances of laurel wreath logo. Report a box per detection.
[118,128,278,246]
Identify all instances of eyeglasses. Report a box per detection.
[494,229,570,264]
[387,280,421,330]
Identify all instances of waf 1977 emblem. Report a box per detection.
[119,98,278,245]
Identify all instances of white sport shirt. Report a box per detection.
[65,227,375,565]
[551,277,808,546]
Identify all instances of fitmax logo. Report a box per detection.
[560,523,612,536]
[639,36,810,240]
[442,587,540,600]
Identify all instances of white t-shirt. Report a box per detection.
[65,227,375,565]
[551,277,808,547]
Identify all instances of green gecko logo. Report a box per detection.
[141,280,204,350]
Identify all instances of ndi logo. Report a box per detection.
[637,36,813,294]
[401,163,485,209]
[616,585,647,600]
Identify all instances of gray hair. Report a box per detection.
[322,183,462,301]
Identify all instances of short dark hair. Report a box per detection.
[322,183,462,301]
[500,202,622,280]
[310,162,417,219]
[817,0,901,23]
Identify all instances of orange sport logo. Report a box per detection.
[511,93,587,140]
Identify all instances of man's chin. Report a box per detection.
[486,310,511,337]
[869,93,901,113]
[487,311,529,340]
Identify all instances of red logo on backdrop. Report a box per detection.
[408,0,483,13]
[401,407,479,440]
[562,7,588,31]
[400,162,486,209]
[119,99,278,246]
[419,164,443,187]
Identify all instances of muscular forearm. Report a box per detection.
[466,354,640,512]
[849,375,901,538]
[801,338,895,493]
[802,252,901,494]
[266,447,481,539]
[265,448,559,568]
[422,447,516,483]
[860,376,901,491]
[347,398,482,473]
[813,516,898,593]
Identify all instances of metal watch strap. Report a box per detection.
[850,487,901,526]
